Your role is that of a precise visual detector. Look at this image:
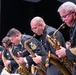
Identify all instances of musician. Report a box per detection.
[6,28,46,73]
[0,46,4,74]
[30,16,66,75]
[1,36,18,74]
[55,1,76,75]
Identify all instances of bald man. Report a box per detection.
[30,16,66,75]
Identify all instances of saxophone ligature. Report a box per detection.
[9,47,31,75]
[46,23,73,75]
[24,34,46,75]
[2,51,12,73]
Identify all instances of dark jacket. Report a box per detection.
[0,46,4,74]
[40,25,66,75]
[41,25,65,54]
[3,48,18,73]
[13,34,46,67]
[66,22,76,62]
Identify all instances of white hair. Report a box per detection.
[57,1,76,12]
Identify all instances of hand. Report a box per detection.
[56,46,66,58]
[45,63,49,67]
[17,57,24,65]
[32,54,42,64]
[4,60,11,67]
[65,41,71,49]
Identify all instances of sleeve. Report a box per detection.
[24,38,46,66]
[56,31,66,47]
[66,48,76,62]
[10,60,18,67]
[26,56,36,66]
[0,46,4,65]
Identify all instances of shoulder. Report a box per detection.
[45,25,56,35]
[0,45,4,51]
[21,34,32,41]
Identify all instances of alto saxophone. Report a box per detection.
[2,51,12,73]
[46,23,73,75]
[9,47,31,75]
[24,34,47,75]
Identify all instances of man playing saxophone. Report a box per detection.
[56,1,76,75]
[30,16,66,75]
[1,36,18,74]
[6,28,46,75]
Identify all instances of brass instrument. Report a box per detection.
[2,51,12,73]
[53,23,65,39]
[24,34,46,75]
[31,64,45,75]
[46,23,73,75]
[9,47,31,75]
[49,52,72,75]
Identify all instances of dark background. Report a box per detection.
[1,0,72,44]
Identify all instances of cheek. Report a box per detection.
[65,17,72,23]
[39,28,43,32]
[12,40,15,44]
[67,18,73,23]
[68,17,72,20]
[68,15,73,21]
[12,39,17,43]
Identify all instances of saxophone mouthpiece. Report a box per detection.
[46,35,50,38]
[46,35,51,39]
[33,34,36,38]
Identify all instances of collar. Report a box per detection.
[72,21,76,27]
[43,25,47,34]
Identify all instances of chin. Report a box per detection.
[37,33,41,36]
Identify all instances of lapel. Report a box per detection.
[70,22,76,46]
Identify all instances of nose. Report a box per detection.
[62,17,68,22]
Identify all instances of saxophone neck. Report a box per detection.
[24,34,36,57]
[53,23,65,38]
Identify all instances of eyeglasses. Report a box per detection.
[31,27,38,31]
[60,11,73,20]
[31,24,42,31]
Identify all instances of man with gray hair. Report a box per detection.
[56,1,76,75]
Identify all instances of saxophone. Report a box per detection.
[46,23,73,75]
[2,51,12,73]
[9,47,31,75]
[31,64,45,75]
[24,34,47,75]
[49,51,72,75]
